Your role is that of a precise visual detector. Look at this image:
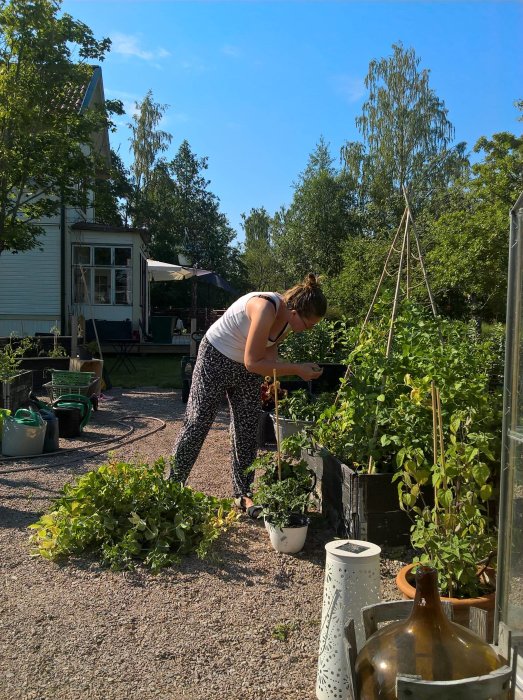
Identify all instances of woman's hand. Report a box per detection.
[296,363,323,380]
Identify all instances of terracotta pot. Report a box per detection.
[396,562,496,638]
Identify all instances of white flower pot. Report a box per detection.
[265,517,309,554]
[270,414,313,443]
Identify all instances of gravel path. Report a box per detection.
[0,389,409,700]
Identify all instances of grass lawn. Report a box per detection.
[103,355,183,389]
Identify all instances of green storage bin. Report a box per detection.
[150,317,174,344]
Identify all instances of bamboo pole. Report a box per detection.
[431,381,439,523]
[385,210,409,358]
[273,369,282,481]
[361,207,408,334]
[436,387,447,490]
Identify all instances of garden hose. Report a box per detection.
[0,414,166,474]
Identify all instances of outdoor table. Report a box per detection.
[109,339,138,373]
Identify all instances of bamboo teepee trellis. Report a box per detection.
[335,190,440,473]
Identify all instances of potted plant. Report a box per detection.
[249,451,316,554]
[0,337,34,412]
[393,384,498,634]
[272,389,334,442]
[258,376,288,446]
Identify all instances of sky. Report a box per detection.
[61,0,523,244]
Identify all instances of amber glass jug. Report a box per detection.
[355,565,504,699]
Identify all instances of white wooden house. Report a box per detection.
[0,66,149,338]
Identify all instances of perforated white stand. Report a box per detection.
[316,539,381,700]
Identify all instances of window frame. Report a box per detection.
[72,244,133,306]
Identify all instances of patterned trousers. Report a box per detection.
[172,336,262,496]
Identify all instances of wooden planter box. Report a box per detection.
[19,357,70,390]
[0,370,33,412]
[301,447,413,546]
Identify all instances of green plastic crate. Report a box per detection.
[50,370,94,386]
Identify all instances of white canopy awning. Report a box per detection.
[147,259,195,282]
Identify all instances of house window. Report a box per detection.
[72,245,132,305]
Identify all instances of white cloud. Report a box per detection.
[332,74,366,103]
[111,32,171,62]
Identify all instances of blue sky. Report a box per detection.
[62,0,523,243]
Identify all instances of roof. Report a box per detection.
[71,221,150,244]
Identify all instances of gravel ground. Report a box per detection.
[0,388,410,700]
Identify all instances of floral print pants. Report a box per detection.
[172,336,262,496]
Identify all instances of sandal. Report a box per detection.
[234,496,263,520]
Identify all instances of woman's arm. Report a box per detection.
[243,297,323,380]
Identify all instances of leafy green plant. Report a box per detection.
[28,457,238,572]
[313,300,502,474]
[272,620,299,641]
[393,399,497,598]
[248,452,316,529]
[0,337,35,381]
[278,389,335,422]
[279,318,351,363]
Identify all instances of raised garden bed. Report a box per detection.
[301,446,413,547]
[18,357,70,390]
[0,370,33,412]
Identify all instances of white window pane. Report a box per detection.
[115,269,132,305]
[94,268,111,304]
[73,268,90,303]
[73,246,90,265]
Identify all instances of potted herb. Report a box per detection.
[393,383,498,634]
[258,376,288,446]
[249,451,316,553]
[271,389,330,442]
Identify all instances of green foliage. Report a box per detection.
[272,137,361,282]
[28,457,237,572]
[0,0,122,254]
[393,413,497,598]
[313,301,502,473]
[272,620,298,641]
[426,131,523,321]
[241,207,281,291]
[279,318,351,363]
[278,389,335,422]
[0,337,35,380]
[249,452,316,529]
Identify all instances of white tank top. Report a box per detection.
[206,291,289,363]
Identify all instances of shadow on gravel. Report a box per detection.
[0,504,42,528]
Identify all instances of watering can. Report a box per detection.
[1,408,46,456]
[25,394,60,452]
[52,394,92,438]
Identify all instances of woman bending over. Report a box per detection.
[171,273,327,512]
